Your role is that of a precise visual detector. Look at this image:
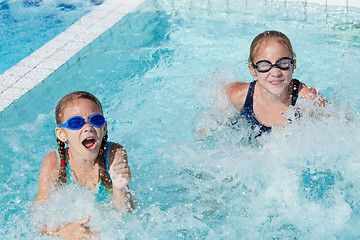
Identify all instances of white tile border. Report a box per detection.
[0,0,358,112]
[0,0,145,112]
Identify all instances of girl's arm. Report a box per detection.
[35,151,60,202]
[299,83,329,107]
[297,83,330,119]
[108,143,134,212]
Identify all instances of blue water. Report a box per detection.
[1,0,360,239]
[0,0,96,75]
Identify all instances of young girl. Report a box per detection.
[35,91,133,239]
[227,30,328,137]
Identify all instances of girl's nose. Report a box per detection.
[270,66,282,76]
[83,121,93,131]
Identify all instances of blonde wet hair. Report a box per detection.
[248,30,296,64]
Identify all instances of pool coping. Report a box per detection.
[0,0,358,112]
[0,0,145,112]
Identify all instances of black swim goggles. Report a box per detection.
[251,57,294,73]
[57,113,106,130]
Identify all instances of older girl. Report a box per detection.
[228,30,327,136]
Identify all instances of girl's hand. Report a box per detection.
[107,145,134,211]
[109,159,131,190]
[58,216,100,240]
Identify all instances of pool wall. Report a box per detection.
[0,0,358,112]
[285,0,360,9]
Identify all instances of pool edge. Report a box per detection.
[0,0,145,112]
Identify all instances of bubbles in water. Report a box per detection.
[23,0,43,8]
[90,0,104,6]
[57,3,76,11]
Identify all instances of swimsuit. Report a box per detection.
[231,79,300,137]
[61,141,113,201]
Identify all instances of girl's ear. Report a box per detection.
[248,64,257,79]
[102,122,108,138]
[55,127,67,142]
[292,59,297,72]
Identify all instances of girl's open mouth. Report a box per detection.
[82,137,97,150]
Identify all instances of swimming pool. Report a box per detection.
[1,0,360,238]
[0,0,96,75]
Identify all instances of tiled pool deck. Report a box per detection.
[0,0,358,112]
[0,0,145,112]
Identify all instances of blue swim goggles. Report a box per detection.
[57,113,106,130]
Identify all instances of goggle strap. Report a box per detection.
[57,122,68,128]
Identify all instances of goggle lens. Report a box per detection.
[252,57,294,73]
[89,114,106,127]
[57,113,106,130]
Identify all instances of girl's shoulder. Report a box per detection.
[107,142,127,165]
[40,151,60,180]
[41,151,61,173]
[35,151,61,202]
[298,81,328,107]
[227,82,251,109]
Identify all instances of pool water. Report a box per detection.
[0,0,96,75]
[2,0,360,239]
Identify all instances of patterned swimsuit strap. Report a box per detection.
[291,79,300,106]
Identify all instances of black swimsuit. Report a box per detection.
[231,79,300,137]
